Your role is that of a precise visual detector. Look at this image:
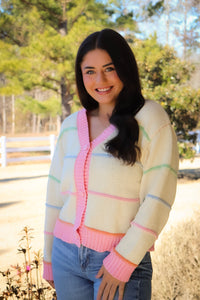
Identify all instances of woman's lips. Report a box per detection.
[95,86,113,93]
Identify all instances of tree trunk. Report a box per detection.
[37,114,41,133]
[2,95,6,134]
[12,95,15,134]
[61,77,72,122]
[32,114,37,133]
[59,2,71,122]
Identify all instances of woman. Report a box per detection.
[43,29,179,300]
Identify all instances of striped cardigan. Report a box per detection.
[43,100,179,282]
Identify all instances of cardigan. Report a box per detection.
[43,99,179,282]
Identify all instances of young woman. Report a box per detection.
[43,29,179,300]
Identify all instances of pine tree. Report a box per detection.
[0,0,111,120]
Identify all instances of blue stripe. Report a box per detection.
[46,203,62,210]
[147,194,171,209]
[64,155,77,159]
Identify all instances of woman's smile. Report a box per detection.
[95,86,113,93]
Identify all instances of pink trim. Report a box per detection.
[54,218,80,247]
[77,109,89,145]
[80,225,124,251]
[77,108,116,148]
[73,110,90,240]
[53,218,124,252]
[103,249,137,282]
[73,109,117,245]
[91,124,116,147]
[131,221,158,238]
[44,231,53,235]
[88,190,140,202]
[43,261,53,280]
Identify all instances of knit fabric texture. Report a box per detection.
[43,100,179,282]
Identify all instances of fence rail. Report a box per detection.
[0,135,57,167]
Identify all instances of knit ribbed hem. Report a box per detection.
[54,219,81,247]
[53,218,124,252]
[103,249,138,282]
[43,261,53,281]
[80,225,124,251]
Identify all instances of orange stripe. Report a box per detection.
[58,218,74,226]
[84,225,125,237]
[113,249,138,268]
[43,260,52,265]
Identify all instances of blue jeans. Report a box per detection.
[52,237,152,300]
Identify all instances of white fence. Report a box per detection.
[0,135,57,167]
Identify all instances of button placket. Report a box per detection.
[74,143,91,239]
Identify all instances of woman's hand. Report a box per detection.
[96,265,125,300]
[46,280,55,289]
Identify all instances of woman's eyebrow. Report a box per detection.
[83,66,95,69]
[83,62,114,69]
[103,62,114,67]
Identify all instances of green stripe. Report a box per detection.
[144,164,177,176]
[58,127,77,141]
[48,174,61,183]
[139,125,150,142]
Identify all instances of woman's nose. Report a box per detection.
[96,71,106,83]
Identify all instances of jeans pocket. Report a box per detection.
[87,249,110,274]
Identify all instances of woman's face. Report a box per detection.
[81,49,124,110]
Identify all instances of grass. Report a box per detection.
[152,209,200,300]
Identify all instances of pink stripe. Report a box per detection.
[44,231,53,235]
[61,190,77,196]
[131,222,158,238]
[88,190,139,202]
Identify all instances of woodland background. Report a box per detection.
[0,0,200,158]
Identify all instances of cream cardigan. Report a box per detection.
[43,100,179,282]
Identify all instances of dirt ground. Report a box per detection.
[0,158,200,277]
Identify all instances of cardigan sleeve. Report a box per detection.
[43,130,65,280]
[103,117,179,282]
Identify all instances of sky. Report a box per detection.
[98,0,200,58]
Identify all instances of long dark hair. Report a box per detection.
[75,28,145,165]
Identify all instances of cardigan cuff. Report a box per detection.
[103,249,138,282]
[43,261,53,281]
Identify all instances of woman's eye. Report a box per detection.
[105,67,115,72]
[86,70,95,75]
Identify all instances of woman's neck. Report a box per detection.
[95,104,114,121]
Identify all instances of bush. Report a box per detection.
[0,227,56,300]
[152,210,200,299]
